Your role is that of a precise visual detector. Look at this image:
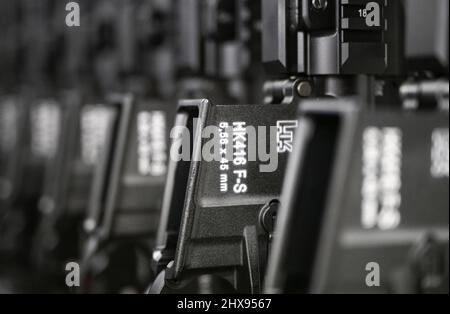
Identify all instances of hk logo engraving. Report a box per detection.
[276,120,298,153]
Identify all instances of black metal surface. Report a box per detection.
[265,98,449,293]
